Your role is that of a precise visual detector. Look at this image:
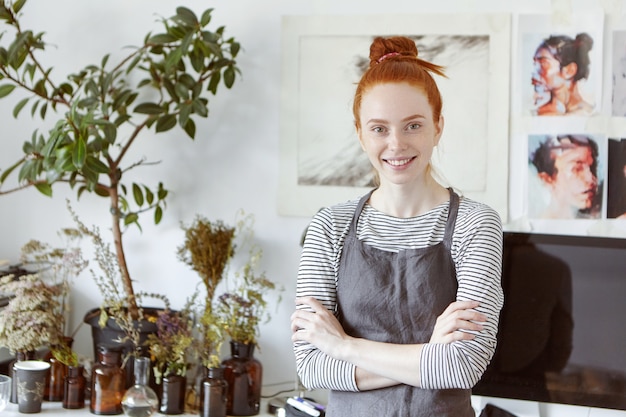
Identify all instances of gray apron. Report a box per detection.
[327,188,474,417]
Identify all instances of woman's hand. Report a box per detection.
[291,296,350,359]
[429,300,487,344]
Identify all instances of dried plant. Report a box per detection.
[19,228,88,337]
[216,214,282,346]
[0,274,63,353]
[146,303,194,383]
[177,215,235,368]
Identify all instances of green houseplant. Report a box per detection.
[0,1,241,321]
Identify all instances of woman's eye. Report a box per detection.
[408,123,420,130]
[372,126,385,133]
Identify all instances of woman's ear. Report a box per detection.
[561,62,578,80]
[434,115,444,146]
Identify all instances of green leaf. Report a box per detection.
[208,72,220,94]
[124,212,139,226]
[132,183,144,206]
[0,84,16,98]
[35,182,53,197]
[85,156,110,174]
[224,66,235,88]
[12,0,27,14]
[155,114,176,132]
[175,6,198,27]
[72,138,87,168]
[183,118,196,139]
[145,187,154,205]
[0,159,22,183]
[148,33,178,45]
[134,102,164,115]
[154,205,163,224]
[12,97,29,117]
[200,9,213,27]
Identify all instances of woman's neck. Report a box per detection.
[370,178,449,218]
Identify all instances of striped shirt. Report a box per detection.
[294,194,503,392]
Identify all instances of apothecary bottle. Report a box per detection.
[121,356,158,417]
[222,342,262,416]
[91,344,126,415]
[45,337,74,401]
[63,364,86,409]
[201,367,228,417]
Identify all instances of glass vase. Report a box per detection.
[121,356,159,417]
[63,364,86,409]
[159,373,186,415]
[201,367,228,417]
[222,341,262,416]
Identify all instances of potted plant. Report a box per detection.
[0,1,241,324]
[216,216,281,416]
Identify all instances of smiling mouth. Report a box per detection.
[384,157,415,167]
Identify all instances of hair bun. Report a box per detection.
[369,36,418,67]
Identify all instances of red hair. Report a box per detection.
[353,36,446,130]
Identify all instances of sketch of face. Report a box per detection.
[532,47,568,106]
[545,146,598,212]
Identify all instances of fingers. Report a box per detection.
[429,300,489,344]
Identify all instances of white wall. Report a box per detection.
[0,1,624,416]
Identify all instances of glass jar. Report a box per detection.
[63,364,86,409]
[159,373,187,415]
[201,367,228,417]
[222,342,262,416]
[91,344,126,415]
[44,337,74,401]
[121,356,159,417]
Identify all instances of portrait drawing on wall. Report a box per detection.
[527,133,605,220]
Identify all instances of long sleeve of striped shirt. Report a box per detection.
[293,195,503,392]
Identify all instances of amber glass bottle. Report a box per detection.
[90,344,126,415]
[222,342,262,416]
[63,364,86,409]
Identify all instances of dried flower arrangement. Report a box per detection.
[19,228,88,338]
[177,215,235,368]
[217,236,279,346]
[146,305,194,383]
[0,274,62,353]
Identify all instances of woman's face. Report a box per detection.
[532,47,567,97]
[547,145,598,211]
[357,82,443,188]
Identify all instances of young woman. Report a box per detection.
[291,36,504,416]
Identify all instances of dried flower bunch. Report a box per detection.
[177,216,235,367]
[0,274,62,352]
[19,227,88,337]
[177,216,236,304]
[217,246,278,345]
[146,306,194,383]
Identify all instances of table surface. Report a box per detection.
[2,399,276,417]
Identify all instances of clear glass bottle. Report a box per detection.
[121,356,159,417]
[91,344,126,415]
